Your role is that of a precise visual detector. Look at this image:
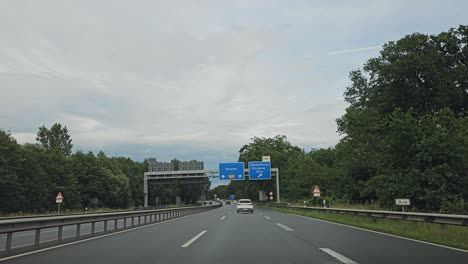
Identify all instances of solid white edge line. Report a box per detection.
[276,223,294,232]
[0,213,199,262]
[286,212,468,253]
[180,230,207,248]
[320,248,358,264]
[264,216,271,220]
[220,216,226,221]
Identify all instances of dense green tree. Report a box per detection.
[20,144,52,212]
[36,123,73,156]
[336,25,468,211]
[0,130,24,212]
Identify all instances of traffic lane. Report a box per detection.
[258,207,468,264]
[180,207,335,264]
[1,206,338,264]
[1,206,228,264]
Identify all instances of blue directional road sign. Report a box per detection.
[229,194,236,200]
[219,162,245,181]
[248,161,271,180]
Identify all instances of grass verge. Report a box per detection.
[269,206,468,250]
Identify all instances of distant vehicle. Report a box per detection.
[225,201,231,205]
[236,199,253,213]
[233,200,237,204]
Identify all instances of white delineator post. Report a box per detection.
[276,170,280,203]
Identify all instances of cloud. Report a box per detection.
[1,0,467,172]
[327,45,382,56]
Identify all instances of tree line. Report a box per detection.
[0,124,146,213]
[0,124,209,213]
[210,25,468,213]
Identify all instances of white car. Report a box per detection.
[236,199,254,213]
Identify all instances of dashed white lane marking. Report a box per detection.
[220,216,226,221]
[264,216,271,220]
[181,231,207,248]
[275,223,294,232]
[320,248,358,264]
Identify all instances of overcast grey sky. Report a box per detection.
[1,0,467,186]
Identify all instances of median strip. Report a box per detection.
[181,231,207,248]
[320,248,357,264]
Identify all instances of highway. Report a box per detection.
[1,205,467,264]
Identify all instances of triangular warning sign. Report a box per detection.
[55,192,64,200]
[312,185,320,194]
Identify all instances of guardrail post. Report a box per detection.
[91,222,96,234]
[58,226,63,241]
[6,232,12,255]
[76,224,81,239]
[104,220,108,232]
[114,219,118,230]
[34,229,40,247]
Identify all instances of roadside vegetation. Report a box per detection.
[270,206,468,250]
[209,25,468,214]
[0,125,209,214]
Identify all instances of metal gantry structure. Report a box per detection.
[143,168,280,207]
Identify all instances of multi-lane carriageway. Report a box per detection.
[1,205,467,264]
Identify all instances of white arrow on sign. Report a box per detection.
[238,174,242,178]
[258,173,263,177]
[221,175,225,179]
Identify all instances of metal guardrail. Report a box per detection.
[272,205,468,226]
[0,204,221,257]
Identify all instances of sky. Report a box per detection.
[1,0,467,188]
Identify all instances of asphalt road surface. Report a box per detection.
[1,205,467,264]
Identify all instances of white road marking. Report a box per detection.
[276,223,294,232]
[229,211,232,214]
[289,213,468,253]
[264,216,271,220]
[181,231,207,248]
[220,216,226,221]
[320,248,358,264]
[259,212,263,215]
[0,213,199,261]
